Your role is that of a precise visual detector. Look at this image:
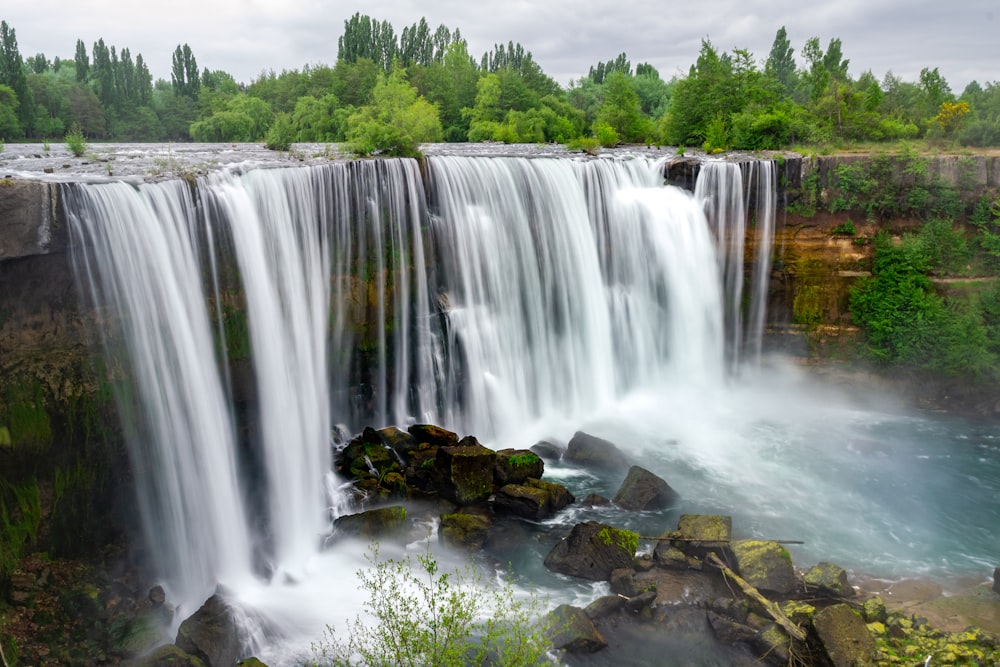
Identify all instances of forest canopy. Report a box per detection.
[0,15,996,153]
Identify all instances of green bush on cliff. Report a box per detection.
[311,544,550,667]
[849,231,995,377]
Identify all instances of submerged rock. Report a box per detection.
[544,521,638,581]
[612,465,679,511]
[529,439,564,461]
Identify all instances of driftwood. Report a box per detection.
[706,551,807,642]
[638,535,804,545]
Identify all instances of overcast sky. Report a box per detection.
[4,1,996,93]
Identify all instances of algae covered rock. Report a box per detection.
[544,521,638,581]
[803,561,854,597]
[407,423,459,447]
[439,511,491,551]
[494,483,551,521]
[333,505,408,539]
[612,465,680,511]
[672,513,733,558]
[494,448,544,485]
[731,540,797,595]
[435,436,496,505]
[811,603,876,667]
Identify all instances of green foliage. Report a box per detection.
[592,122,618,147]
[849,232,995,377]
[831,219,857,235]
[1,478,42,585]
[265,112,296,151]
[347,67,441,157]
[311,545,551,667]
[65,121,88,156]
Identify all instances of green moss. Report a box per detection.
[507,453,540,468]
[596,526,639,555]
[2,379,53,450]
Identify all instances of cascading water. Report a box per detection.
[64,152,1000,663]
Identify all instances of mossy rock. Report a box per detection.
[543,521,638,581]
[333,505,408,540]
[494,448,544,485]
[731,540,797,595]
[546,604,607,653]
[812,603,876,667]
[130,644,206,667]
[494,483,551,520]
[671,514,732,558]
[803,561,854,597]
[861,595,887,624]
[435,436,496,505]
[407,423,459,447]
[439,512,491,551]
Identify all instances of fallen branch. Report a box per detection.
[0,636,10,667]
[706,551,807,642]
[638,535,804,545]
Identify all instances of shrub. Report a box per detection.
[65,122,88,157]
[311,544,550,667]
[265,112,296,151]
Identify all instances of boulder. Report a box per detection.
[436,436,496,505]
[612,465,680,511]
[672,514,732,558]
[529,439,564,461]
[439,512,491,552]
[609,568,639,597]
[707,611,757,644]
[563,431,630,474]
[580,493,611,507]
[543,521,638,581]
[652,544,689,569]
[751,622,792,666]
[333,506,408,540]
[546,604,607,653]
[494,449,544,485]
[175,594,243,667]
[861,595,887,623]
[378,426,417,456]
[584,595,625,620]
[131,644,206,667]
[803,562,854,598]
[494,483,550,521]
[407,424,459,447]
[811,603,876,667]
[730,540,797,595]
[236,658,269,667]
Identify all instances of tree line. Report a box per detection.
[0,15,997,154]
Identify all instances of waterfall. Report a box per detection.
[65,153,776,630]
[67,180,255,606]
[694,159,777,369]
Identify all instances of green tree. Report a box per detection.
[347,66,441,156]
[291,94,345,141]
[662,39,736,146]
[171,44,200,98]
[74,38,89,83]
[765,26,797,96]
[338,13,398,71]
[0,84,22,139]
[0,21,33,134]
[595,71,647,142]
